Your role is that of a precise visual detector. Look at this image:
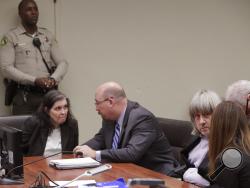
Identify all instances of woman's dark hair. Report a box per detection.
[35,90,74,131]
[209,101,250,173]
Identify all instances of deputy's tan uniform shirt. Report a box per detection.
[0,25,68,85]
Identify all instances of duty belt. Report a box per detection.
[17,84,57,94]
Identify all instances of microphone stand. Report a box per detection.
[0,144,23,185]
[0,151,73,185]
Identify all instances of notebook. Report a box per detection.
[49,157,100,169]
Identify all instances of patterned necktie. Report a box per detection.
[112,123,120,149]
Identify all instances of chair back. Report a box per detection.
[0,115,31,130]
[157,117,194,164]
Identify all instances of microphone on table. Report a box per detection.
[127,178,166,188]
[209,147,243,181]
[0,151,73,185]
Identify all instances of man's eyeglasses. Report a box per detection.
[95,98,109,105]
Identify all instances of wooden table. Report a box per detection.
[0,155,199,188]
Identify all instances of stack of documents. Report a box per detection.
[49,157,100,169]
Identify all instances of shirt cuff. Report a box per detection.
[183,167,210,187]
[96,151,101,162]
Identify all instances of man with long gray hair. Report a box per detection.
[225,80,250,117]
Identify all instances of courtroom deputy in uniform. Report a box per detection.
[0,0,68,115]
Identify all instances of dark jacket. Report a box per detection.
[181,136,209,177]
[207,152,250,188]
[84,100,179,176]
[22,115,78,156]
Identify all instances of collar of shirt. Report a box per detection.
[16,24,45,37]
[188,136,208,167]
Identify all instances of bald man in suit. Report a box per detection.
[74,81,179,176]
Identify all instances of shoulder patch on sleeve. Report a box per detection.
[0,36,8,47]
[39,27,49,33]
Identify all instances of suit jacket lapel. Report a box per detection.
[40,126,49,150]
[181,136,201,166]
[119,101,135,147]
[61,124,68,150]
[198,154,209,176]
[104,120,116,149]
[182,136,201,155]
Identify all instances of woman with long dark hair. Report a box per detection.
[208,101,250,188]
[22,90,78,156]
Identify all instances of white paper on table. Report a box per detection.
[49,180,96,187]
[49,157,100,169]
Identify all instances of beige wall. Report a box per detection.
[1,0,250,143]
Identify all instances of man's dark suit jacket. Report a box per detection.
[22,115,79,156]
[84,100,179,176]
[181,136,209,177]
